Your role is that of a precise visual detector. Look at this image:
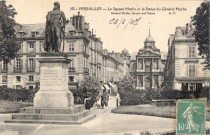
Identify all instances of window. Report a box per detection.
[69,42,74,52]
[29,86,33,90]
[18,32,25,37]
[31,32,37,37]
[16,85,21,89]
[95,43,97,50]
[69,76,74,82]
[29,75,34,81]
[69,31,74,36]
[28,58,35,71]
[145,58,152,72]
[189,83,196,91]
[153,58,159,70]
[2,61,8,71]
[189,65,195,77]
[29,42,34,48]
[189,46,196,58]
[138,75,143,87]
[69,58,74,71]
[182,83,188,91]
[95,52,97,63]
[154,75,159,87]
[2,76,7,82]
[138,59,143,70]
[16,76,21,82]
[91,51,93,63]
[16,58,21,71]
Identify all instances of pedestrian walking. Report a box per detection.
[84,95,91,110]
[104,92,109,107]
[101,95,105,109]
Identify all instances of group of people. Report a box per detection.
[96,92,109,109]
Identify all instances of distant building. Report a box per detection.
[106,49,130,82]
[0,12,127,90]
[164,23,210,91]
[133,30,165,89]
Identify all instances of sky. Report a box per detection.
[6,0,203,54]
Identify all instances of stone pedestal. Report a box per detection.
[34,53,74,107]
[5,53,96,125]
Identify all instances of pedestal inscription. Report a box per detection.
[42,69,61,87]
[34,55,74,107]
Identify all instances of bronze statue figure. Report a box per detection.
[44,2,66,52]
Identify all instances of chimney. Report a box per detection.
[175,27,182,37]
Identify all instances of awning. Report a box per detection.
[103,84,111,90]
[108,82,115,88]
[108,82,117,92]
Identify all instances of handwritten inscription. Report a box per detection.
[109,17,141,30]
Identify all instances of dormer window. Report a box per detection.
[18,32,26,37]
[69,31,74,36]
[31,31,38,37]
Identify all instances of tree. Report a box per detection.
[118,74,136,92]
[80,76,100,108]
[0,0,19,64]
[191,1,210,69]
[117,74,143,105]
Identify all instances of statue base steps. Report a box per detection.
[5,105,96,125]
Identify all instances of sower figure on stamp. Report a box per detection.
[182,102,202,133]
[44,1,66,52]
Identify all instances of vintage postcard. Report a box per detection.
[0,0,209,135]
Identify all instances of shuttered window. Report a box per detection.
[189,65,195,77]
[189,46,196,58]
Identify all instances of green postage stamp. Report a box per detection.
[176,99,206,135]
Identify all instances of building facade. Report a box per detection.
[134,30,165,90]
[164,23,210,91]
[0,12,128,90]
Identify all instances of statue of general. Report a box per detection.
[44,2,66,52]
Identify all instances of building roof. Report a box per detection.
[66,22,77,32]
[122,48,130,56]
[185,29,195,38]
[15,22,77,38]
[145,35,155,43]
[144,29,155,43]
[15,23,45,38]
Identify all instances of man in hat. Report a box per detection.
[44,2,66,52]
